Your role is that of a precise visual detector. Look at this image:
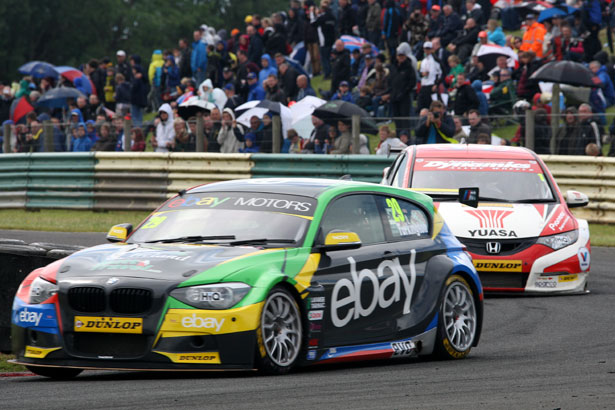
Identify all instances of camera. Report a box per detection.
[433,111,440,119]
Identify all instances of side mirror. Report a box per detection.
[459,187,479,208]
[316,231,362,252]
[106,223,133,243]
[565,190,589,208]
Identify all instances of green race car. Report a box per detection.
[12,178,483,378]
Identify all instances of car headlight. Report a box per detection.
[537,230,578,250]
[29,276,58,304]
[170,283,251,310]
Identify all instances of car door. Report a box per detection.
[313,193,400,347]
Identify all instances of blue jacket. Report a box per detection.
[596,65,615,107]
[472,80,489,116]
[488,27,506,47]
[248,82,266,102]
[332,91,355,103]
[191,40,208,73]
[258,54,278,85]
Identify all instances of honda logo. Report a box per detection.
[486,242,501,254]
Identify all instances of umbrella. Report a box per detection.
[530,60,598,87]
[477,44,518,72]
[340,35,380,54]
[177,99,216,120]
[36,87,86,109]
[18,61,59,79]
[537,7,567,23]
[312,100,378,133]
[514,1,551,19]
[234,100,261,113]
[236,103,293,137]
[55,66,96,95]
[289,96,326,125]
[10,96,35,123]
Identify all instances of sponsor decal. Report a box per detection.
[535,279,557,288]
[309,322,322,332]
[181,314,225,332]
[110,250,191,262]
[473,260,523,272]
[308,310,323,321]
[466,209,513,229]
[548,211,570,231]
[24,346,61,359]
[391,340,417,357]
[74,316,143,334]
[578,247,590,271]
[154,351,221,364]
[468,229,517,238]
[15,308,42,326]
[418,160,537,172]
[558,274,578,282]
[12,301,59,334]
[330,250,417,328]
[307,350,317,360]
[309,338,319,347]
[308,296,326,310]
[90,260,161,273]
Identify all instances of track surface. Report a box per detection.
[1,232,614,409]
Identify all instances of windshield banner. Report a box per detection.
[414,159,542,173]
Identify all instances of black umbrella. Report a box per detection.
[312,100,378,133]
[37,87,86,108]
[177,99,216,120]
[530,60,599,87]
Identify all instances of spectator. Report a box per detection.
[382,0,403,62]
[130,64,148,127]
[202,115,219,152]
[415,100,456,144]
[464,0,484,26]
[162,56,180,101]
[239,132,259,152]
[437,5,463,48]
[487,19,506,46]
[178,38,192,79]
[286,6,304,47]
[338,0,358,36]
[303,2,322,76]
[115,50,132,81]
[199,79,228,110]
[589,60,615,107]
[520,14,546,58]
[427,5,445,40]
[296,75,316,100]
[330,39,351,94]
[445,54,464,89]
[448,18,480,62]
[489,68,516,115]
[130,127,146,151]
[171,117,194,151]
[278,62,299,102]
[375,125,407,155]
[356,86,373,111]
[148,49,164,110]
[514,51,541,101]
[303,115,329,153]
[258,54,277,87]
[330,120,352,154]
[366,0,382,48]
[467,109,491,143]
[72,123,93,152]
[331,81,355,103]
[282,128,303,153]
[103,65,116,111]
[265,74,287,103]
[533,108,551,154]
[192,30,208,85]
[578,103,602,154]
[91,122,116,151]
[418,41,442,111]
[247,115,265,151]
[453,116,468,142]
[367,61,391,117]
[551,23,584,62]
[152,103,175,152]
[0,86,13,124]
[472,80,489,116]
[555,107,582,155]
[247,25,264,65]
[390,42,416,135]
[114,73,131,116]
[246,72,266,101]
[310,1,336,79]
[223,84,244,110]
[403,9,429,54]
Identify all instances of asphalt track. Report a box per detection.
[1,231,614,409]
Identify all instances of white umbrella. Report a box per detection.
[237,105,293,137]
[177,99,216,120]
[289,96,326,125]
[235,100,261,112]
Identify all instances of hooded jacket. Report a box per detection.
[191,39,208,73]
[258,54,278,86]
[216,108,245,153]
[155,103,175,152]
[199,79,228,110]
[148,50,164,88]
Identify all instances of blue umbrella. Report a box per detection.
[537,7,567,23]
[18,61,59,79]
[37,87,86,109]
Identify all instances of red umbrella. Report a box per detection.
[11,97,34,123]
[55,66,96,96]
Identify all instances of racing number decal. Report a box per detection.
[386,198,405,222]
[141,215,167,229]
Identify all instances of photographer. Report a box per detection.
[414,101,456,144]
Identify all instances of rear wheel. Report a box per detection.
[26,365,83,379]
[433,274,477,360]
[256,287,303,374]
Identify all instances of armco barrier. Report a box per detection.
[251,154,392,183]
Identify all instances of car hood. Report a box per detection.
[436,202,576,240]
[57,243,276,285]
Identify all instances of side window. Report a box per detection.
[391,154,409,187]
[377,196,430,241]
[319,194,386,245]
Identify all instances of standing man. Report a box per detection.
[191,30,208,86]
[520,14,546,58]
[178,38,192,79]
[311,1,336,79]
[115,50,132,81]
[390,43,416,135]
[366,0,382,48]
[418,41,442,111]
[330,39,351,94]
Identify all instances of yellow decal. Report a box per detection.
[141,215,167,229]
[558,274,578,282]
[74,316,143,334]
[324,231,360,245]
[159,303,263,336]
[24,346,61,359]
[432,210,444,239]
[154,351,221,364]
[386,198,405,222]
[538,174,545,182]
[107,226,127,240]
[294,253,322,293]
[473,260,523,272]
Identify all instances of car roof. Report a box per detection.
[410,144,537,160]
[187,178,384,198]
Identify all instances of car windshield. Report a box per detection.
[128,191,316,246]
[411,158,555,202]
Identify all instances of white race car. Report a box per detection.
[382,144,590,294]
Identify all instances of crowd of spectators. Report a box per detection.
[1,0,614,155]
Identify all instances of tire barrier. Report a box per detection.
[0,152,611,223]
[0,241,84,353]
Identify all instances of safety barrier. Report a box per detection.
[0,152,613,223]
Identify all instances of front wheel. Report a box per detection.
[255,287,303,375]
[26,365,83,379]
[433,274,478,360]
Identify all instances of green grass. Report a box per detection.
[0,354,26,372]
[587,224,615,247]
[0,209,151,233]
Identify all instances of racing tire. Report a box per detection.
[432,274,478,360]
[26,365,83,379]
[255,287,304,375]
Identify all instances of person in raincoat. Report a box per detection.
[148,50,165,111]
[217,107,245,153]
[258,54,278,87]
[72,123,93,152]
[152,103,175,152]
[199,79,228,110]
